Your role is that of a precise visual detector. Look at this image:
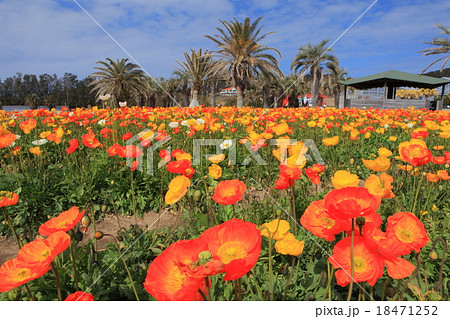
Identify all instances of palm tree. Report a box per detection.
[175,49,216,107]
[419,24,450,73]
[89,58,147,107]
[291,39,337,107]
[324,61,351,108]
[25,93,41,110]
[252,71,284,108]
[205,17,283,107]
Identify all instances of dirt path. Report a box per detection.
[0,210,177,265]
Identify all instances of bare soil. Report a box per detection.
[0,210,178,265]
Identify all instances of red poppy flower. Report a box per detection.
[0,191,19,208]
[199,219,261,281]
[279,164,302,180]
[431,156,445,165]
[212,179,246,205]
[66,138,79,155]
[82,130,102,148]
[65,291,95,301]
[39,206,85,236]
[274,173,294,190]
[167,159,191,174]
[121,132,133,140]
[300,200,343,241]
[117,145,143,158]
[329,236,384,287]
[305,164,326,185]
[0,258,51,292]
[144,239,208,301]
[106,144,121,156]
[324,187,381,220]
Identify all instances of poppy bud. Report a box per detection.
[186,189,194,198]
[385,286,395,298]
[101,205,108,213]
[275,209,283,218]
[438,185,444,191]
[349,158,355,165]
[94,231,104,240]
[425,290,442,301]
[429,250,438,260]
[81,215,91,228]
[193,190,202,201]
[356,216,366,227]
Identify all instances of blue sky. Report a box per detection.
[0,0,449,81]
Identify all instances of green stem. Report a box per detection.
[69,241,79,290]
[282,256,297,301]
[411,170,424,215]
[3,207,22,249]
[346,218,355,301]
[268,235,274,301]
[51,262,63,301]
[24,283,35,301]
[130,170,138,226]
[204,277,212,301]
[289,183,297,235]
[107,234,140,301]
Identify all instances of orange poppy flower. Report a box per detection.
[362,156,391,172]
[259,219,290,240]
[144,240,207,301]
[274,232,304,256]
[208,164,222,179]
[0,133,17,149]
[199,219,261,281]
[322,136,339,146]
[399,140,431,167]
[279,164,302,180]
[20,119,37,134]
[0,191,19,208]
[437,170,450,180]
[331,170,359,189]
[300,200,343,241]
[364,173,395,198]
[17,231,70,267]
[65,291,95,301]
[380,212,429,255]
[39,206,85,236]
[378,148,393,157]
[426,173,440,183]
[212,179,246,205]
[329,236,384,287]
[431,156,445,165]
[66,138,79,155]
[165,175,191,205]
[0,258,51,292]
[324,187,381,220]
[208,153,225,164]
[106,144,121,156]
[384,256,415,280]
[305,164,326,185]
[29,146,42,156]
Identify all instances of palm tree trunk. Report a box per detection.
[236,85,244,108]
[334,88,341,109]
[262,86,269,108]
[210,84,216,107]
[311,70,319,107]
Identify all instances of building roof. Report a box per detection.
[340,70,450,90]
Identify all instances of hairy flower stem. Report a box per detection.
[24,283,35,301]
[282,256,297,301]
[205,277,212,301]
[51,262,63,301]
[289,184,297,235]
[69,242,79,290]
[411,171,424,216]
[106,234,140,301]
[3,207,22,249]
[431,238,447,294]
[268,235,274,300]
[346,218,355,301]
[233,277,242,301]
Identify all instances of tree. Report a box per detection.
[324,61,351,108]
[176,49,215,108]
[291,39,337,107]
[205,17,283,107]
[25,93,41,110]
[419,23,450,73]
[89,58,147,107]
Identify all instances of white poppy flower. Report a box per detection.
[32,139,48,146]
[98,119,106,126]
[119,101,127,107]
[220,139,233,150]
[169,122,179,128]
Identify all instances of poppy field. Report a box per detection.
[0,105,449,301]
